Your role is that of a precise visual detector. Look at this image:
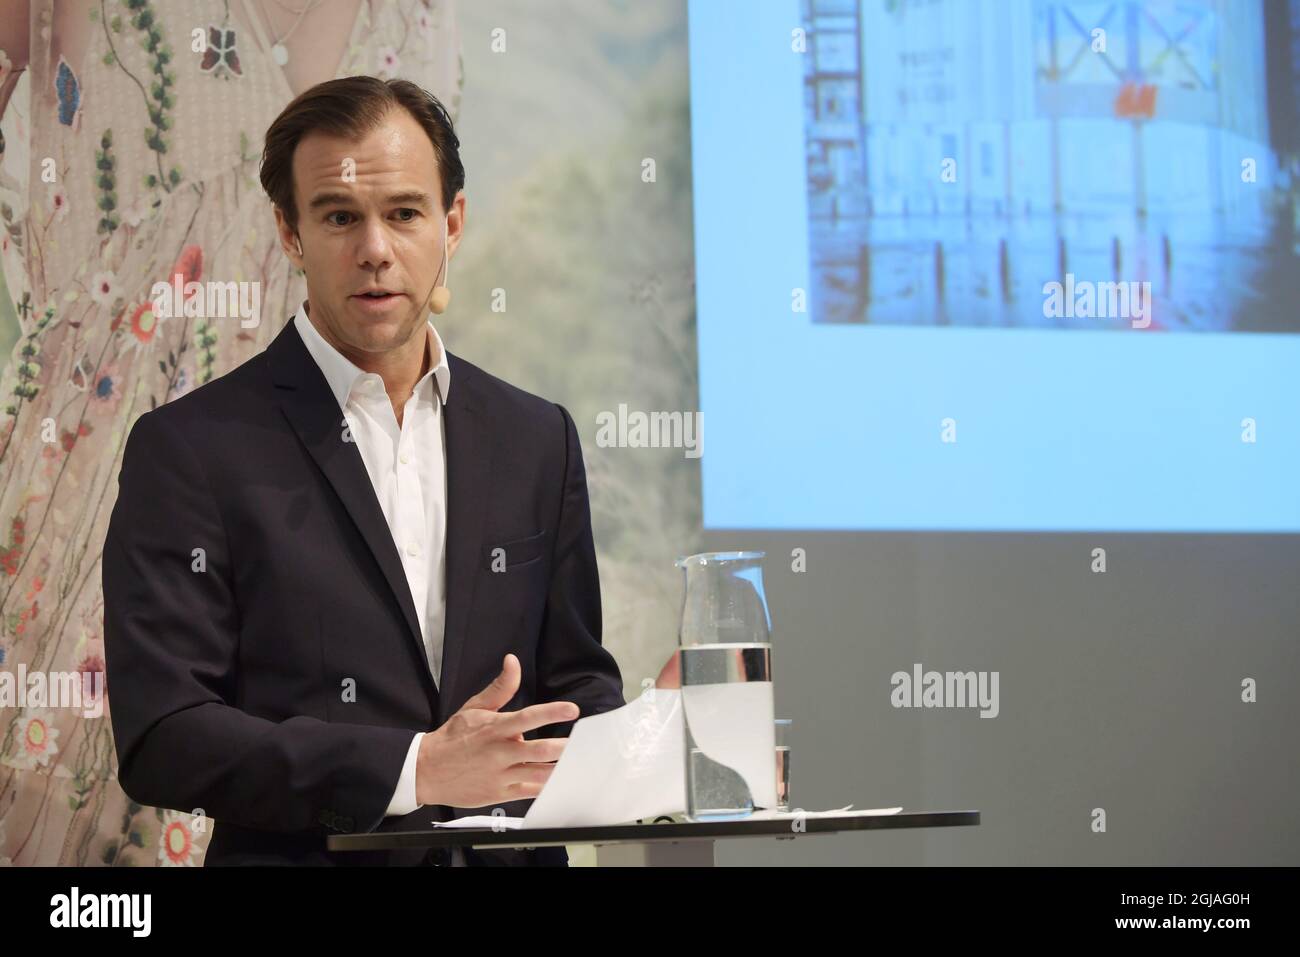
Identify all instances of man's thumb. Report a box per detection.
[463,653,521,712]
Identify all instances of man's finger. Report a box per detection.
[500,736,569,765]
[502,762,560,790]
[496,700,580,737]
[459,653,522,713]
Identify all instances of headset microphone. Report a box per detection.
[426,217,451,315]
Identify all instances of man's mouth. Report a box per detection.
[349,289,406,312]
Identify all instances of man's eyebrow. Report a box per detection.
[307,190,435,211]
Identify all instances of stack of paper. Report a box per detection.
[428,690,902,830]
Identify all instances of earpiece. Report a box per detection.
[426,216,452,315]
[294,234,303,257]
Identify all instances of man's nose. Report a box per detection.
[355,218,396,269]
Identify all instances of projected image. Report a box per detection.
[801,0,1300,331]
[689,0,1299,531]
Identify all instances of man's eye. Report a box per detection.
[326,210,417,226]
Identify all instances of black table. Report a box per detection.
[327,810,981,866]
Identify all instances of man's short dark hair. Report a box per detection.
[259,75,465,235]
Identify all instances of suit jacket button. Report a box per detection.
[340,816,354,831]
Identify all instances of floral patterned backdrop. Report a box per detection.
[0,0,697,865]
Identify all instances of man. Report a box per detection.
[102,77,625,866]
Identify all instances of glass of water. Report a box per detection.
[775,719,792,812]
[676,551,775,821]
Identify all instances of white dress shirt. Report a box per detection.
[294,300,447,820]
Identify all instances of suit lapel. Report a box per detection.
[267,320,439,711]
[436,353,493,722]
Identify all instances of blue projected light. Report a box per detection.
[688,0,1300,532]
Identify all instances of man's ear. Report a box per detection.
[446,191,467,260]
[273,207,304,268]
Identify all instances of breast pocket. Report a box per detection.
[483,529,548,572]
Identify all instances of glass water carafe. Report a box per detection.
[675,551,776,820]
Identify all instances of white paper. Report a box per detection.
[520,688,686,829]
[680,681,777,810]
[746,806,903,820]
[425,689,900,831]
[432,815,525,829]
[432,806,903,828]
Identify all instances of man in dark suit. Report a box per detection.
[102,77,625,866]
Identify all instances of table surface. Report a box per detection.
[327,810,981,851]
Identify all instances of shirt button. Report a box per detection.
[400,452,410,465]
[407,542,420,557]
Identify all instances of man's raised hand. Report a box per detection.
[414,654,578,808]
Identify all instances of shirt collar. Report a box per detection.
[292,299,450,410]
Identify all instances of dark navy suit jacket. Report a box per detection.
[102,317,625,865]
